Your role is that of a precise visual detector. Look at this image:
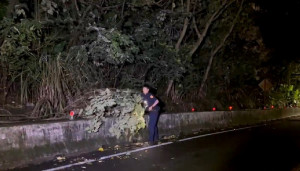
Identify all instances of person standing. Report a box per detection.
[141,85,160,144]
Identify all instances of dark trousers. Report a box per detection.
[148,111,159,143]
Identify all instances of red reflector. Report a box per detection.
[192,108,195,112]
[70,111,75,116]
[212,107,216,111]
[229,106,233,110]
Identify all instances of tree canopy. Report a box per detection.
[0,0,299,115]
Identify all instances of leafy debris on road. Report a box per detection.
[162,135,176,140]
[56,156,66,162]
[133,142,144,146]
[98,147,104,152]
[114,145,120,150]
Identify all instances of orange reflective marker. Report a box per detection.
[70,111,75,116]
[229,106,233,111]
[70,111,75,120]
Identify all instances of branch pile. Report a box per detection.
[69,88,146,138]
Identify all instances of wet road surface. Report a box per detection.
[13,119,300,171]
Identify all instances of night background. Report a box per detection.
[1,0,300,170]
[0,0,299,114]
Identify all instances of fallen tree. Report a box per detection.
[67,88,146,138]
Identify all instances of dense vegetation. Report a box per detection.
[0,0,299,117]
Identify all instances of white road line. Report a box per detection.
[178,125,259,142]
[43,125,260,171]
[99,141,173,160]
[43,159,96,171]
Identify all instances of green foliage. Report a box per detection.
[0,18,42,103]
[1,0,296,116]
[80,89,145,138]
[0,0,8,20]
[267,62,300,108]
[269,84,300,107]
[41,0,58,15]
[69,27,139,66]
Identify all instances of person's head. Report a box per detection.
[142,85,150,94]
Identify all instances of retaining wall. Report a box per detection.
[0,108,300,169]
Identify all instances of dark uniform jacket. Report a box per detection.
[141,93,160,112]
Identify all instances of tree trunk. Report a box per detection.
[166,80,174,97]
[199,0,244,95]
[166,0,190,96]
[175,17,189,50]
[175,0,190,50]
[189,0,234,57]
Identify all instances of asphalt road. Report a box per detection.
[12,119,300,171]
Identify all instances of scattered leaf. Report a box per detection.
[134,142,144,146]
[56,156,66,161]
[163,135,176,140]
[98,147,104,152]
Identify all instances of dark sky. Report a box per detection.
[256,0,300,63]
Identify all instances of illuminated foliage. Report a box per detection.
[80,89,145,138]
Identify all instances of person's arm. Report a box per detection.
[149,99,159,111]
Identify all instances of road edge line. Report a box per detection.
[43,125,261,171]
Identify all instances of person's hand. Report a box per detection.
[149,106,153,111]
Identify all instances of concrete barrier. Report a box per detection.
[0,108,300,169]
